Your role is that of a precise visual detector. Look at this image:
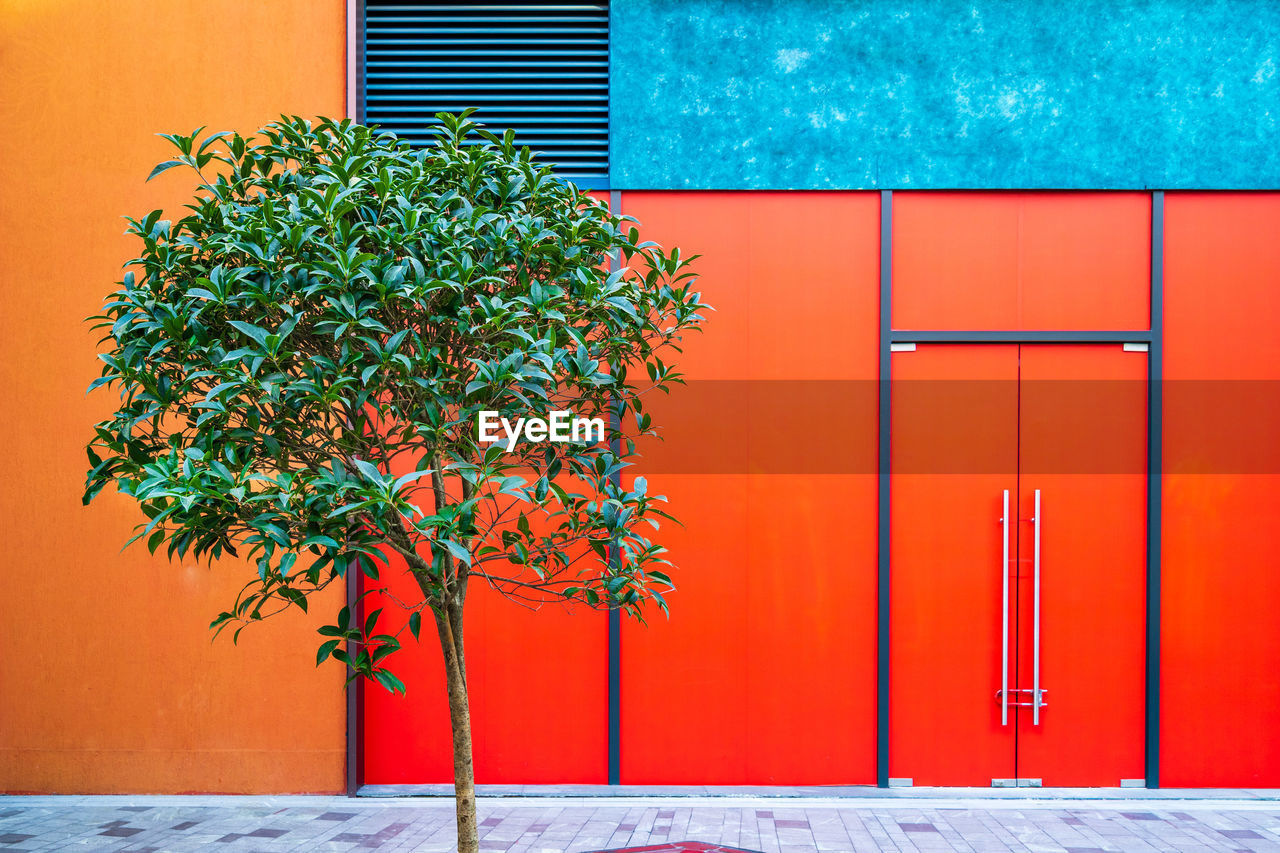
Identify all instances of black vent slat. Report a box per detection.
[365,112,607,122]
[366,60,605,67]
[375,4,608,11]
[366,74,607,82]
[367,38,608,46]
[372,17,607,25]
[367,49,607,58]
[369,26,608,34]
[367,105,607,114]
[368,95,608,103]
[364,0,610,184]
[369,83,606,92]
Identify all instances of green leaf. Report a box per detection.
[439,538,472,565]
[373,669,406,695]
[316,639,340,665]
[391,469,433,494]
[228,320,269,348]
[408,611,422,640]
[146,159,185,182]
[351,458,384,484]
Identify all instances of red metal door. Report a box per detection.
[1014,344,1147,786]
[890,344,1020,785]
[891,344,1146,786]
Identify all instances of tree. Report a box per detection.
[83,113,705,852]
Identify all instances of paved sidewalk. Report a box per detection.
[3,793,1280,851]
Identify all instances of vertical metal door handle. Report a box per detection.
[1032,489,1042,725]
[1001,489,1010,726]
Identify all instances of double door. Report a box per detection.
[890,344,1147,786]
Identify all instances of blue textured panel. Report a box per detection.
[610,0,1280,189]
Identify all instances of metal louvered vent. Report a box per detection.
[363,1,610,186]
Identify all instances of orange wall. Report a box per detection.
[0,1,348,793]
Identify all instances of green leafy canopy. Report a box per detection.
[84,112,706,690]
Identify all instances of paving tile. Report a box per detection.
[7,795,1280,851]
[1222,828,1265,839]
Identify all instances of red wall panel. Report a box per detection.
[361,194,618,785]
[1162,193,1280,786]
[358,189,1280,790]
[362,559,451,783]
[362,563,609,785]
[893,193,1150,331]
[617,192,879,784]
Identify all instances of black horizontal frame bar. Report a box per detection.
[892,329,1153,343]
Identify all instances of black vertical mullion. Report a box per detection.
[606,189,623,785]
[347,0,368,799]
[346,560,362,797]
[607,603,620,785]
[356,0,367,125]
[606,0,614,190]
[1146,191,1165,789]
[876,190,893,788]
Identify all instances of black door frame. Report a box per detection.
[874,190,1165,788]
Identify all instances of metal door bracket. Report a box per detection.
[994,688,1048,709]
[992,778,1045,787]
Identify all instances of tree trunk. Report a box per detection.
[436,606,477,853]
